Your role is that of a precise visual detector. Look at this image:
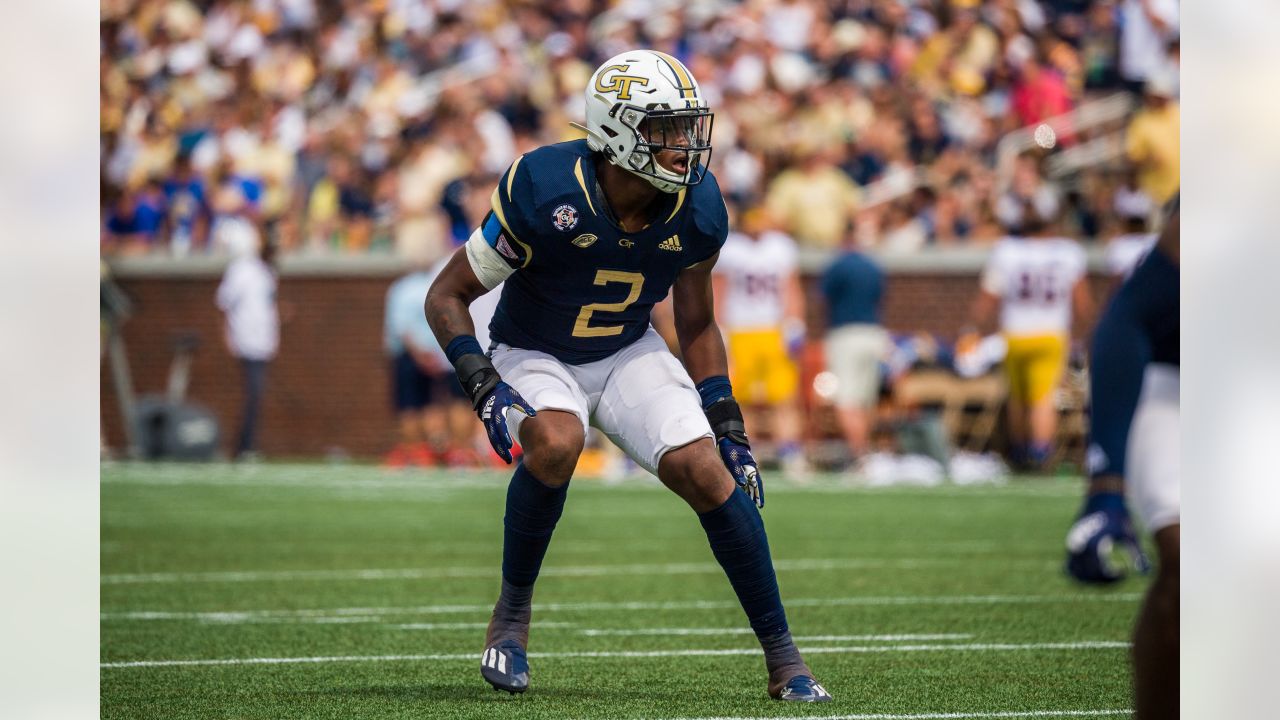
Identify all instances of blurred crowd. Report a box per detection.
[101,0,1179,262]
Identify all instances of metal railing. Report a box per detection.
[994,92,1137,185]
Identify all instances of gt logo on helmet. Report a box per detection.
[593,64,650,101]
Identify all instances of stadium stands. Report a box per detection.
[101,0,1179,260]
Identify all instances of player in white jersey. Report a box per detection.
[968,214,1092,469]
[712,210,807,472]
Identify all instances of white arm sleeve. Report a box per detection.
[465,226,517,291]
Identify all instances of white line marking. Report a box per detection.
[101,593,1141,623]
[395,621,573,631]
[640,710,1131,720]
[100,558,955,585]
[795,634,973,642]
[100,641,1128,669]
[577,628,973,642]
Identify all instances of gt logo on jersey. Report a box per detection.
[552,204,579,232]
[593,64,650,101]
[571,233,598,248]
[657,234,682,252]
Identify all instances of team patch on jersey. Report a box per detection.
[571,233,598,248]
[552,204,579,232]
[658,234,683,252]
[494,232,518,260]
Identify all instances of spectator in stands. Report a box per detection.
[1119,0,1179,93]
[161,154,210,256]
[1080,0,1123,90]
[1125,69,1180,204]
[99,0,1176,261]
[1011,52,1075,128]
[335,156,376,252]
[821,232,889,463]
[103,179,166,255]
[766,145,862,250]
[215,230,279,461]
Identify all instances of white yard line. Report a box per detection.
[393,621,575,630]
[796,634,973,642]
[100,641,1129,669]
[577,628,973,641]
[636,710,1131,720]
[100,557,959,585]
[101,593,1141,623]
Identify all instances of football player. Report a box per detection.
[1066,195,1178,719]
[712,208,808,474]
[966,190,1093,469]
[425,50,830,702]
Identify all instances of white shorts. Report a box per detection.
[489,328,714,476]
[825,324,889,408]
[1127,363,1180,533]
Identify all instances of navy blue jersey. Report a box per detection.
[481,140,728,364]
[1126,245,1179,366]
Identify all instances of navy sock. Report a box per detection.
[698,489,803,674]
[502,463,569,588]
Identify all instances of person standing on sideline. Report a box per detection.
[713,209,808,474]
[384,255,476,467]
[821,235,888,463]
[967,191,1091,470]
[216,229,279,460]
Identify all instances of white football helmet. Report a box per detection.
[584,49,714,194]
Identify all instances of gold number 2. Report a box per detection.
[572,270,645,338]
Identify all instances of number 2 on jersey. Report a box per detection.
[573,270,645,338]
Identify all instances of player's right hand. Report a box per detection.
[478,382,536,464]
[1064,491,1150,584]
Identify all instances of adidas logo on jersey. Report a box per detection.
[658,234,683,252]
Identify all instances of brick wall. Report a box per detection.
[101,270,1112,459]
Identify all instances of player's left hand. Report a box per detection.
[1065,491,1150,584]
[717,437,764,508]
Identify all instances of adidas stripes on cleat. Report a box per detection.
[480,639,530,694]
[774,675,833,702]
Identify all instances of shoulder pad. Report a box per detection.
[496,142,596,239]
[686,170,729,262]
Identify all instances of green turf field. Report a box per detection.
[101,463,1145,720]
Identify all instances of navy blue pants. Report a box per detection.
[236,359,269,456]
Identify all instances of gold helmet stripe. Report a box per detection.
[649,50,697,101]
